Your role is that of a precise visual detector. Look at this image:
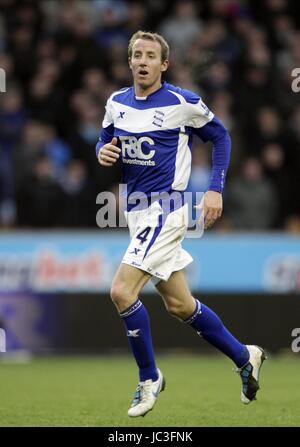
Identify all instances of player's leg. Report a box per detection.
[110,263,165,417]
[111,262,151,312]
[111,263,158,381]
[155,269,195,320]
[156,269,266,403]
[156,270,249,365]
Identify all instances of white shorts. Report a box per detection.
[122,200,193,284]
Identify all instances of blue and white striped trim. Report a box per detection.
[120,299,142,318]
[184,299,202,325]
[142,219,164,262]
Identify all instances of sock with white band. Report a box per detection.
[120,298,158,382]
[185,299,250,368]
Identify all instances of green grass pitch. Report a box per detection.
[0,354,299,427]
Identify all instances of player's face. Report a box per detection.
[129,39,169,94]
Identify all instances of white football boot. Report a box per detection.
[236,345,267,404]
[128,368,166,417]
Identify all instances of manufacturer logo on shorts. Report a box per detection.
[130,248,141,255]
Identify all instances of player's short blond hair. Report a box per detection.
[128,31,169,62]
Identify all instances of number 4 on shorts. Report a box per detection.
[136,227,151,244]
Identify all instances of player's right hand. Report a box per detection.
[98,137,121,166]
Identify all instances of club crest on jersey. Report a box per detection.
[153,110,165,127]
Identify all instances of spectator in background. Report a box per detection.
[0,86,26,153]
[27,69,63,126]
[225,157,277,230]
[16,155,65,228]
[0,86,26,227]
[82,67,109,103]
[125,2,147,36]
[170,61,202,93]
[59,159,96,227]
[250,106,299,169]
[0,0,299,230]
[261,143,293,227]
[6,25,36,87]
[42,123,72,180]
[93,0,129,50]
[110,61,132,86]
[209,91,233,131]
[202,61,232,92]
[290,104,300,143]
[13,120,70,187]
[234,65,274,134]
[159,0,203,60]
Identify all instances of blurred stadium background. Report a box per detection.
[0,0,300,427]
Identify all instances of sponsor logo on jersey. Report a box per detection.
[120,136,156,166]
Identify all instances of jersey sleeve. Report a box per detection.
[183,93,231,194]
[195,116,231,193]
[184,96,215,128]
[95,97,115,157]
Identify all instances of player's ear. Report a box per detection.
[128,58,132,69]
[161,59,169,73]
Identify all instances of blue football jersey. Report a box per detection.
[96,81,229,197]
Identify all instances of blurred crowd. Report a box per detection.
[0,0,300,231]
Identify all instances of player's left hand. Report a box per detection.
[195,190,223,230]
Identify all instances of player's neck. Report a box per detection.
[134,80,162,98]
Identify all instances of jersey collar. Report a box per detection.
[134,81,166,100]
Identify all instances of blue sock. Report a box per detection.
[185,299,250,367]
[120,299,158,382]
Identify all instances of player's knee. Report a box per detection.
[110,283,125,306]
[164,294,196,320]
[110,282,132,309]
[165,297,190,320]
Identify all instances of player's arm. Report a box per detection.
[185,96,231,229]
[96,99,121,167]
[195,116,231,229]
